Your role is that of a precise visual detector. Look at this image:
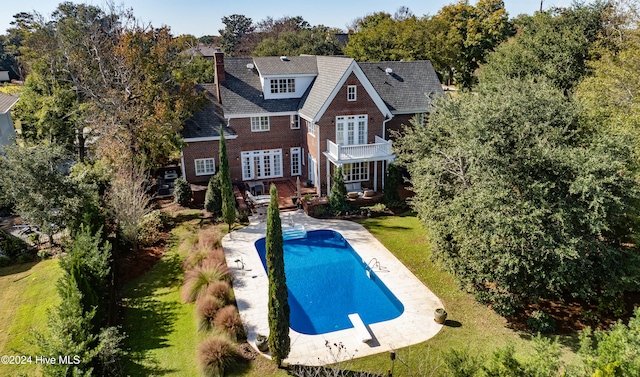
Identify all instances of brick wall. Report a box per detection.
[182,114,303,186]
[313,72,386,195]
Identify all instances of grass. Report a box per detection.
[121,212,208,376]
[348,212,579,375]
[0,259,62,377]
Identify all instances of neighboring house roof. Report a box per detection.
[220,58,301,116]
[182,44,218,59]
[0,93,19,114]
[182,84,236,140]
[298,56,354,121]
[253,56,318,76]
[358,61,444,114]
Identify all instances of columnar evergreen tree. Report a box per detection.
[382,162,401,205]
[219,126,236,231]
[329,166,349,215]
[265,184,290,366]
[204,173,223,217]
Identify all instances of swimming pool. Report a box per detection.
[255,230,404,335]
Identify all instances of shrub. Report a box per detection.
[138,210,165,246]
[0,255,11,267]
[0,229,29,258]
[214,305,245,341]
[382,162,401,204]
[527,310,557,333]
[196,296,224,331]
[173,178,192,206]
[17,253,34,264]
[207,281,233,305]
[329,166,349,215]
[197,335,240,377]
[205,174,222,217]
[181,263,232,303]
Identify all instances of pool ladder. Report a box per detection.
[367,258,381,270]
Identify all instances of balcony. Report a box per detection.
[325,136,393,163]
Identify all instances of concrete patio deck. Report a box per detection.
[221,211,443,366]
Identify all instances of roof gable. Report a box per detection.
[299,57,392,122]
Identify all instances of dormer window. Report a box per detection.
[347,85,357,101]
[270,78,296,94]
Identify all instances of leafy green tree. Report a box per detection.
[432,0,513,89]
[266,184,290,366]
[219,126,236,231]
[0,143,83,245]
[481,2,615,93]
[253,26,343,56]
[173,56,217,84]
[576,28,640,154]
[329,166,349,215]
[15,3,205,168]
[204,173,222,217]
[395,77,640,315]
[219,14,254,56]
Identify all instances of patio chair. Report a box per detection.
[246,191,271,208]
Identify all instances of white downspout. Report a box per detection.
[180,150,187,180]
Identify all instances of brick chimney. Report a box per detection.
[214,48,225,104]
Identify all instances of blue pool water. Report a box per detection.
[255,230,404,335]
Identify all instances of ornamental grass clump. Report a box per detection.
[214,305,245,341]
[196,296,224,331]
[197,335,240,377]
[181,263,232,303]
[207,280,233,305]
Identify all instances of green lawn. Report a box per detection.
[348,212,579,375]
[0,259,62,377]
[121,216,208,376]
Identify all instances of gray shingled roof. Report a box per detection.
[253,56,318,76]
[358,61,444,113]
[182,44,218,58]
[0,92,19,113]
[182,84,236,139]
[220,58,301,115]
[298,56,354,121]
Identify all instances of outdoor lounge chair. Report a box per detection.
[246,191,271,207]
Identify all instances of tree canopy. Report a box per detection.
[395,77,640,315]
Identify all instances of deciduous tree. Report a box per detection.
[395,77,640,315]
[0,142,83,245]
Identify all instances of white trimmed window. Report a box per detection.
[194,158,215,176]
[308,122,318,137]
[290,114,300,129]
[343,162,369,182]
[336,115,367,145]
[416,113,427,126]
[270,78,296,93]
[347,85,357,101]
[241,149,283,180]
[290,147,301,176]
[251,116,270,132]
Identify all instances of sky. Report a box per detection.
[1,0,580,37]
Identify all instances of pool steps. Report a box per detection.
[348,313,373,343]
[283,224,307,240]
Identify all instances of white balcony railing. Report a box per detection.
[326,136,392,162]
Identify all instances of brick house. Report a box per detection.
[180,50,443,197]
